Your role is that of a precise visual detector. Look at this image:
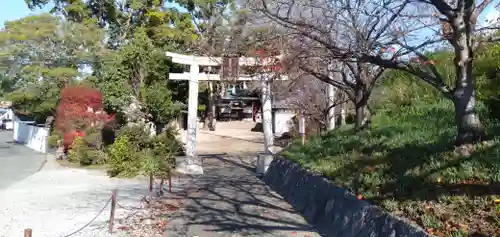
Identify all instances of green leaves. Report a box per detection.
[0,14,104,121]
[99,28,181,123]
[143,81,180,124]
[25,0,198,48]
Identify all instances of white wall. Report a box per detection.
[13,121,49,153]
[273,110,295,137]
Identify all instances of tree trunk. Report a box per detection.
[354,103,371,131]
[452,17,485,145]
[327,83,336,130]
[159,177,165,196]
[340,92,346,126]
[354,87,371,131]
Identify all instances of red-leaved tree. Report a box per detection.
[55,86,114,150]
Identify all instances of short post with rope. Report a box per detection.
[149,173,153,193]
[108,189,117,233]
[159,178,165,196]
[168,170,172,193]
[24,228,32,237]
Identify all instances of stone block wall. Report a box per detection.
[262,156,432,237]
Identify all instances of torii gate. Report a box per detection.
[166,52,287,174]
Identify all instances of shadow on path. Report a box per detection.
[163,154,320,237]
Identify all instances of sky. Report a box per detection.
[0,0,499,49]
[1,1,499,28]
[0,1,185,29]
[479,4,500,27]
[0,0,52,29]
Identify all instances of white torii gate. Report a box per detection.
[166,52,287,175]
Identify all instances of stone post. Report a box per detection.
[208,81,216,131]
[257,75,274,176]
[186,64,199,157]
[299,111,306,145]
[261,77,274,155]
[340,97,347,126]
[327,63,337,131]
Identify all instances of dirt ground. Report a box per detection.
[196,121,268,155]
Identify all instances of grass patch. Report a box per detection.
[281,101,500,237]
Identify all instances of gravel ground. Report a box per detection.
[0,122,296,237]
[0,157,190,237]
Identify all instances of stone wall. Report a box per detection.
[262,156,432,237]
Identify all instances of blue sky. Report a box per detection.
[2,1,498,28]
[0,1,184,29]
[0,0,498,47]
[0,0,52,29]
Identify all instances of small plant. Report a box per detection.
[106,124,182,181]
[67,136,95,166]
[47,131,63,149]
[144,129,182,194]
[107,135,138,177]
[117,124,151,150]
[106,125,153,177]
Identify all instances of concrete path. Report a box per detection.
[163,153,321,237]
[0,131,46,190]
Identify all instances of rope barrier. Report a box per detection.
[25,184,167,236]
[61,197,112,237]
[90,223,108,237]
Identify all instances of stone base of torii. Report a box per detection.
[165,52,287,175]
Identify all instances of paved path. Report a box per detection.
[163,153,321,237]
[0,131,46,190]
